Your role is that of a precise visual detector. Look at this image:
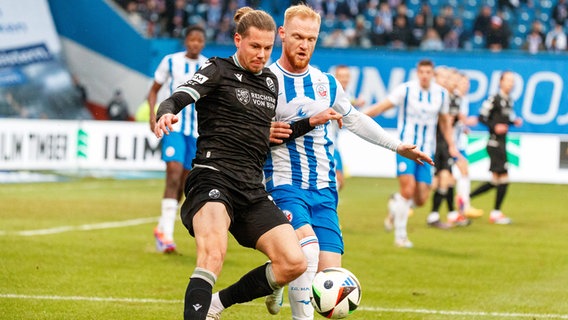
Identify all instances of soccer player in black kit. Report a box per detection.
[153,7,341,320]
[470,71,522,225]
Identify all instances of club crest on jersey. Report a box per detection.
[266,77,275,93]
[282,210,293,222]
[235,88,251,105]
[316,84,328,98]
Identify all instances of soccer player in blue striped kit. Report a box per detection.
[260,4,434,319]
[147,25,208,253]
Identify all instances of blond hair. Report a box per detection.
[234,7,276,38]
[283,4,321,27]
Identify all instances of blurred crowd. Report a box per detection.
[114,0,568,53]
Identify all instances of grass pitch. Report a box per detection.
[1,177,567,319]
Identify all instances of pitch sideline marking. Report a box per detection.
[0,217,158,236]
[1,294,567,319]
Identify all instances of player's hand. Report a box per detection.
[396,144,435,166]
[494,123,509,135]
[270,121,292,144]
[154,114,178,138]
[309,109,343,128]
[513,118,523,127]
[465,115,478,127]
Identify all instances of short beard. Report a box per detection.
[285,49,309,70]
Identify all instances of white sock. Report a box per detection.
[160,198,178,241]
[393,193,411,241]
[209,292,224,314]
[289,236,319,320]
[457,176,471,209]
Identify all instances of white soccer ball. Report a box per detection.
[310,267,362,319]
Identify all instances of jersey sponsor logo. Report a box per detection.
[266,77,276,93]
[235,88,251,105]
[234,73,243,81]
[316,84,328,98]
[208,189,221,199]
[190,73,209,84]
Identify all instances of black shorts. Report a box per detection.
[487,143,508,174]
[180,167,290,249]
[434,141,455,174]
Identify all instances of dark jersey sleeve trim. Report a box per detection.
[270,118,314,146]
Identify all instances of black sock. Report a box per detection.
[495,183,509,210]
[432,190,444,212]
[219,263,273,309]
[446,186,455,212]
[470,182,495,198]
[184,278,213,320]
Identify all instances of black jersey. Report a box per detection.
[479,92,516,144]
[159,56,278,187]
[436,92,462,145]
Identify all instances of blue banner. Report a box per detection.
[305,49,568,135]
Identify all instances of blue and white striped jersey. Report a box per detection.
[386,80,449,156]
[264,62,354,191]
[154,52,207,137]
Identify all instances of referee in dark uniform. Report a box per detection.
[470,71,522,225]
[154,7,340,320]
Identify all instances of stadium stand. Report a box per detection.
[112,0,567,52]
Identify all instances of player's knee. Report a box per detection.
[278,254,307,283]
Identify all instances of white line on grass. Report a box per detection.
[1,217,158,236]
[1,294,567,319]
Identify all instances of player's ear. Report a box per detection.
[234,32,242,49]
[278,26,286,40]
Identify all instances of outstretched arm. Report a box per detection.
[364,99,395,117]
[343,108,434,165]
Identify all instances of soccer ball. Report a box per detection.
[310,267,362,319]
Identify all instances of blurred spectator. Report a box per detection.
[214,16,234,45]
[166,0,189,38]
[394,3,409,25]
[351,15,372,48]
[377,2,394,33]
[545,22,567,52]
[486,16,510,51]
[107,90,130,121]
[419,2,435,28]
[389,14,412,49]
[323,28,350,48]
[420,28,444,51]
[370,15,389,46]
[452,18,472,49]
[125,0,147,35]
[552,0,568,27]
[473,5,492,37]
[409,13,427,47]
[524,26,545,54]
[444,29,460,50]
[434,15,451,40]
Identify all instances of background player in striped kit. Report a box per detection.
[147,25,208,253]
[263,5,433,319]
[365,59,457,248]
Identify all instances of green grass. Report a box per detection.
[1,177,567,319]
